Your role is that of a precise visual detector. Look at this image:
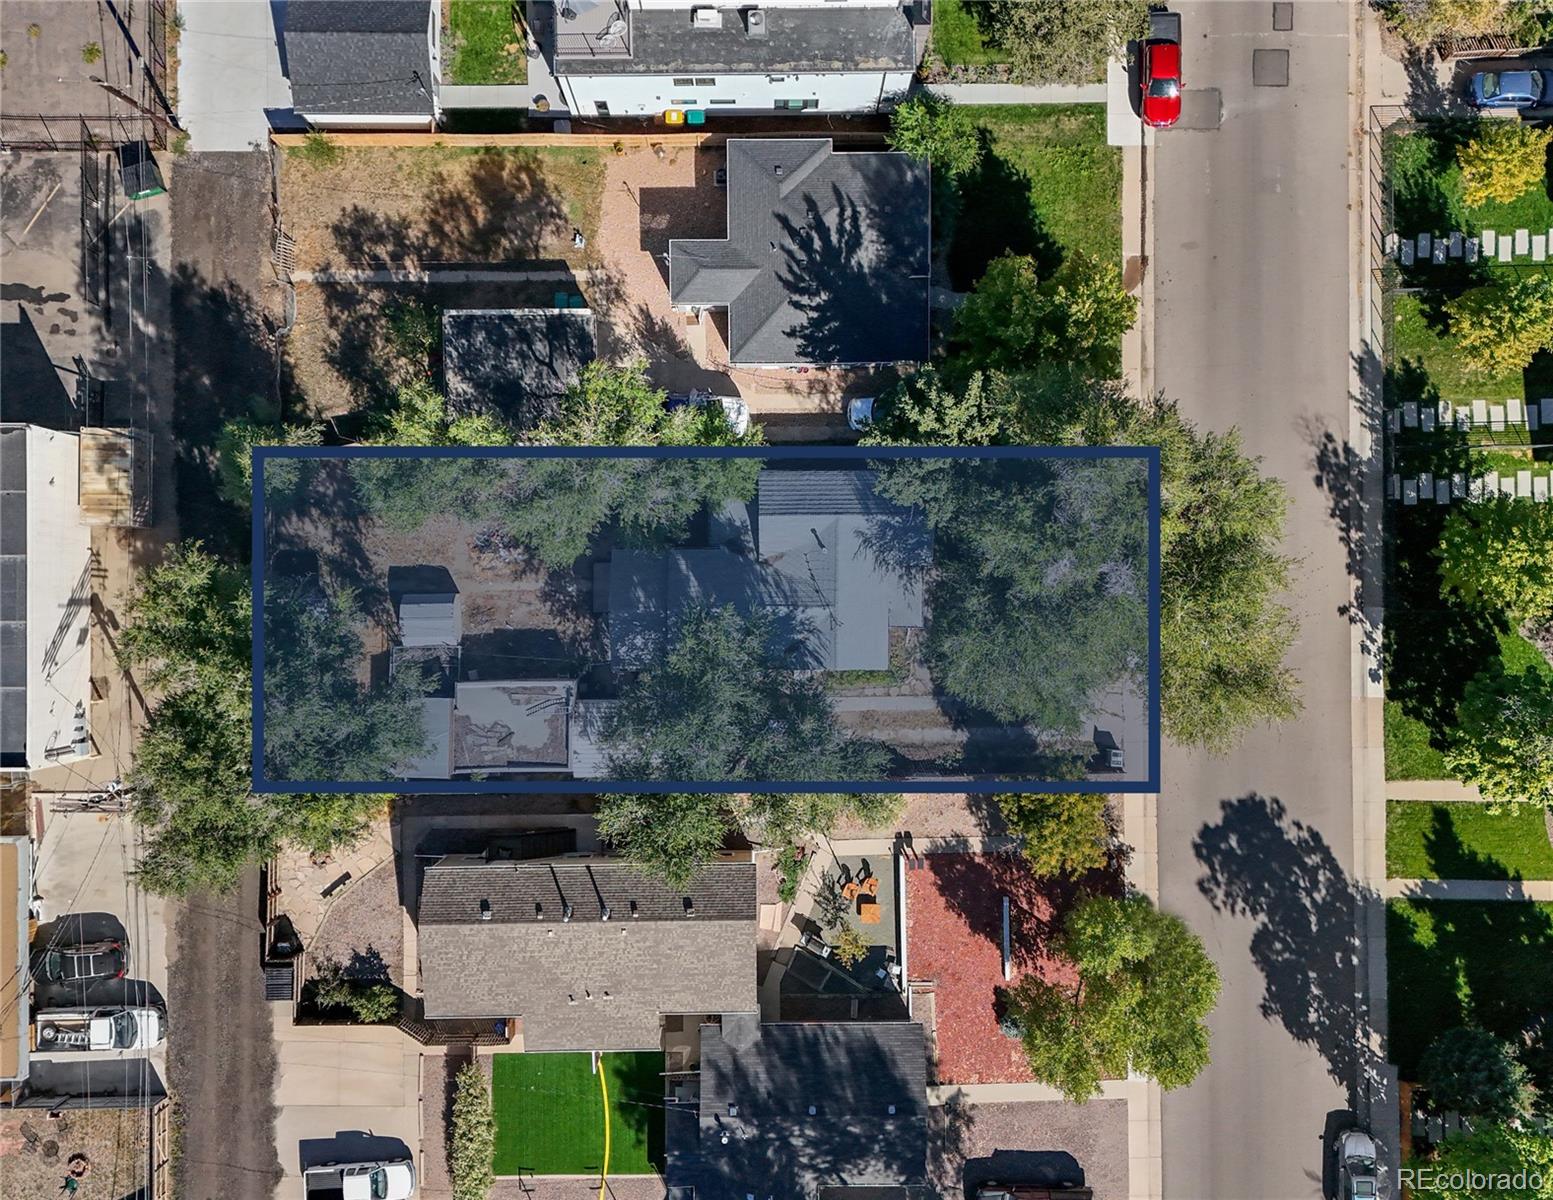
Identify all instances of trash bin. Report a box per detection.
[664,108,686,125]
[685,109,706,126]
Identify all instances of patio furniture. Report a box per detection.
[858,897,881,924]
[863,876,880,897]
[841,881,860,901]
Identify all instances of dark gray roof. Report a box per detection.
[441,309,597,429]
[284,0,434,116]
[669,140,930,365]
[553,3,917,75]
[0,428,24,768]
[417,857,758,1049]
[669,1022,930,1199]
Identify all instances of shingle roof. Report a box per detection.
[669,140,930,366]
[442,309,597,429]
[669,1022,930,1199]
[417,858,758,1050]
[284,0,434,116]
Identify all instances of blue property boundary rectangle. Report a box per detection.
[251,444,1162,795]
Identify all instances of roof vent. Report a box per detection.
[683,897,696,916]
[807,1104,818,1117]
[773,164,784,178]
[691,7,723,28]
[743,7,767,37]
[562,901,574,923]
[887,1104,897,1115]
[479,898,493,921]
[535,901,544,920]
[600,902,611,921]
[567,993,577,1004]
[728,1103,739,1117]
[630,900,639,919]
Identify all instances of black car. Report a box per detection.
[32,938,129,984]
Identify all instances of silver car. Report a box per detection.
[1337,1128,1388,1200]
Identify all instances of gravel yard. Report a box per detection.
[307,859,406,987]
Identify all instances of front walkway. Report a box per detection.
[924,82,1107,104]
[1384,878,1553,901]
[1385,780,1486,801]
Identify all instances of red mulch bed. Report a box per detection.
[906,851,1090,1084]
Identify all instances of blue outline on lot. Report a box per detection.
[251,444,1161,795]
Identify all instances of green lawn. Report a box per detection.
[1387,898,1553,1077]
[446,0,528,85]
[1387,800,1553,879]
[490,1052,662,1176]
[1387,120,1553,237]
[944,105,1120,290]
[931,0,999,67]
[1384,699,1451,781]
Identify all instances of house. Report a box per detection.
[415,855,758,1051]
[0,835,32,1094]
[0,426,95,773]
[669,138,931,366]
[283,0,440,130]
[535,1,921,119]
[666,1019,930,1198]
[441,308,597,429]
[604,466,927,671]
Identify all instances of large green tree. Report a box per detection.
[1445,664,1553,807]
[953,252,1137,377]
[887,93,983,179]
[1002,893,1220,1101]
[601,603,890,782]
[535,359,762,449]
[982,0,1150,85]
[997,793,1112,878]
[215,416,324,509]
[120,542,386,895]
[1438,498,1553,628]
[1458,121,1553,208]
[867,367,1299,751]
[1419,1026,1539,1122]
[365,378,513,447]
[1447,275,1553,377]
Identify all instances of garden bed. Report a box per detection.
[1386,800,1553,879]
[1387,898,1553,1078]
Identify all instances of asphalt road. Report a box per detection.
[1148,3,1361,1198]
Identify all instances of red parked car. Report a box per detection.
[1142,38,1182,127]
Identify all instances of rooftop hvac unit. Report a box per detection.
[744,8,767,36]
[691,7,724,28]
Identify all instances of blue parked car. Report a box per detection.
[1470,68,1546,108]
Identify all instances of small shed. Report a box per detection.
[397,592,461,647]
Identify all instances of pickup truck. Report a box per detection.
[34,1006,165,1052]
[303,1160,416,1200]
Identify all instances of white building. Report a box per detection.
[537,0,921,119]
[0,425,95,773]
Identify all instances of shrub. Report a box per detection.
[81,41,102,63]
[774,844,807,904]
[997,792,1112,878]
[981,0,1149,85]
[1437,498,1553,627]
[1458,121,1553,207]
[450,1062,495,1200]
[307,959,401,1023]
[384,297,440,366]
[1445,665,1553,807]
[1419,1026,1539,1121]
[887,93,983,178]
[295,131,344,167]
[830,925,870,969]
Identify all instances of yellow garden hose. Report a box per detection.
[597,1055,611,1200]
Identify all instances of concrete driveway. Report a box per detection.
[177,0,302,150]
[271,1012,423,1200]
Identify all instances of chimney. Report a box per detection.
[743,7,767,37]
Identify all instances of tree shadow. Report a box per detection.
[1193,793,1377,1105]
[946,136,1060,290]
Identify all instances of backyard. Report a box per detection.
[445,0,527,85]
[941,105,1120,291]
[1387,898,1553,1079]
[490,1051,664,1176]
[1386,800,1553,879]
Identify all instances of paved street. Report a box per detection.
[1147,3,1362,1198]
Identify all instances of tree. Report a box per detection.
[1458,121,1553,207]
[982,0,1150,85]
[1380,0,1532,45]
[215,416,323,509]
[1445,664,1553,807]
[869,366,1300,752]
[365,378,512,447]
[118,541,251,691]
[450,1062,496,1200]
[595,791,733,889]
[1413,1123,1553,1200]
[1447,274,1553,377]
[887,93,983,178]
[1419,1026,1539,1121]
[952,253,1137,377]
[1002,893,1220,1102]
[1438,498,1553,627]
[602,603,889,782]
[307,958,400,1023]
[534,360,764,448]
[998,793,1112,878]
[261,577,430,783]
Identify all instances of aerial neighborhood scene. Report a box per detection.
[5,2,1553,1200]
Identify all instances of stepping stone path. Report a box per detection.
[1400,226,1553,266]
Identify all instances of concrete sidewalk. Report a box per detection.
[1385,780,1486,802]
[925,82,1107,105]
[1385,878,1553,900]
[178,0,301,151]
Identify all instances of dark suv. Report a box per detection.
[33,938,129,984]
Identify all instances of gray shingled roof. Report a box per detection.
[284,0,434,116]
[417,858,757,1050]
[553,3,916,75]
[442,309,597,429]
[668,1022,930,1198]
[669,140,930,366]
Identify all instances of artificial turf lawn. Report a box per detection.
[1386,898,1553,1077]
[447,0,527,85]
[944,105,1121,290]
[490,1052,663,1176]
[931,0,998,67]
[1387,800,1553,879]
